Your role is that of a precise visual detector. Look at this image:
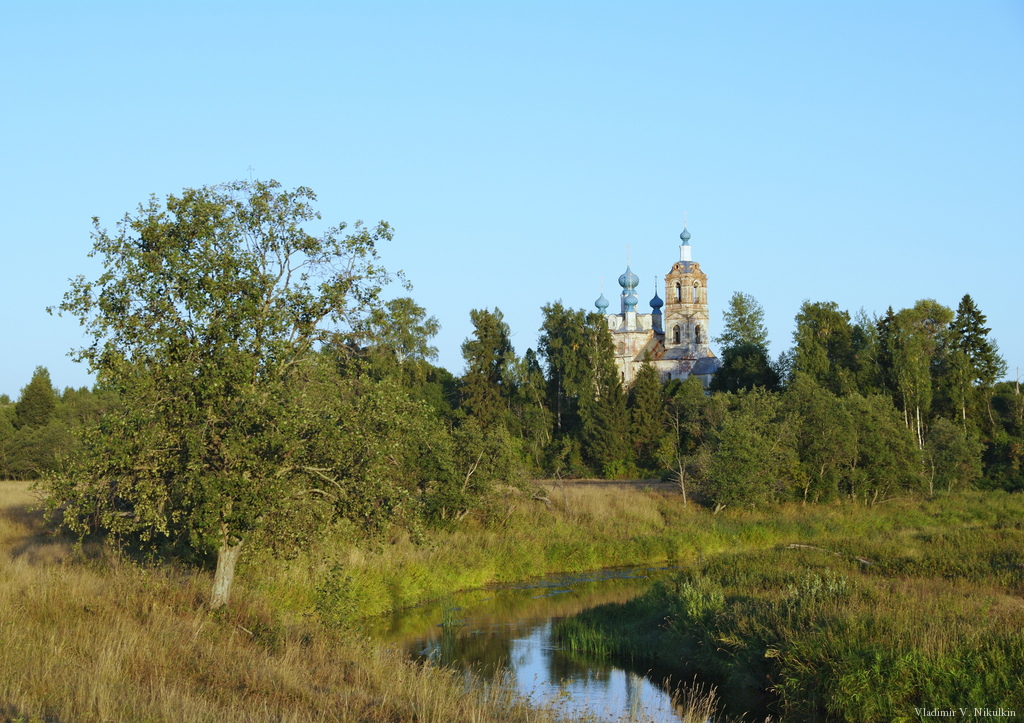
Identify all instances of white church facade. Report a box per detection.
[595,226,721,388]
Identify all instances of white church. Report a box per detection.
[595,226,721,388]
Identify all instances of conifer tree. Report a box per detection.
[460,308,517,429]
[538,302,629,476]
[14,366,58,430]
[627,355,666,472]
[949,294,1005,389]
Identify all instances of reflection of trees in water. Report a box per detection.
[546,639,613,685]
[421,624,516,678]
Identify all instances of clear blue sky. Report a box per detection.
[2,1,1022,398]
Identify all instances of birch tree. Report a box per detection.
[48,179,396,609]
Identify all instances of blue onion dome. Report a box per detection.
[624,292,638,311]
[650,291,664,311]
[595,293,610,312]
[618,265,639,291]
[680,228,691,244]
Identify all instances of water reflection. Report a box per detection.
[368,568,704,722]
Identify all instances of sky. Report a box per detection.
[2,1,1022,398]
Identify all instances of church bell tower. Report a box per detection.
[662,227,711,358]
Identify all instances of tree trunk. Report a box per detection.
[210,538,243,610]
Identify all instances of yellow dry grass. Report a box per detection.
[0,481,569,723]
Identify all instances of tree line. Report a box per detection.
[7,291,1018,505]
[3,179,1019,608]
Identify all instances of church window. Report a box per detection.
[695,325,702,344]
[673,325,681,344]
[618,341,625,355]
[675,283,681,302]
[693,282,700,303]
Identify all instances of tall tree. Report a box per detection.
[627,355,666,473]
[791,301,857,395]
[846,393,920,504]
[945,294,1006,428]
[361,296,440,366]
[709,343,781,393]
[784,374,856,503]
[924,418,983,495]
[460,308,517,429]
[879,300,953,447]
[14,366,58,430]
[705,389,796,508]
[537,302,628,476]
[661,376,712,505]
[716,291,769,351]
[949,295,1005,388]
[48,179,396,609]
[512,348,553,473]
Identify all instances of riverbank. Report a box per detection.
[554,491,1024,721]
[5,479,1023,721]
[0,481,573,723]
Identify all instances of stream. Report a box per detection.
[365,567,729,722]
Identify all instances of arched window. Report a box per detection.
[695,325,702,345]
[673,325,681,344]
[618,341,625,356]
[693,282,700,304]
[675,283,681,302]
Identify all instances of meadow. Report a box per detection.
[3,479,1023,722]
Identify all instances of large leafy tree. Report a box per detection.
[784,374,856,503]
[705,388,796,508]
[791,301,857,395]
[709,343,781,393]
[716,291,769,351]
[878,300,953,447]
[48,179,395,609]
[661,375,714,505]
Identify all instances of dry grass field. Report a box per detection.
[0,480,572,723]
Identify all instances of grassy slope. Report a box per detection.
[0,481,568,723]
[5,479,1023,722]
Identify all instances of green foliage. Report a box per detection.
[949,294,1005,388]
[705,389,796,507]
[924,418,984,495]
[846,393,920,503]
[709,342,780,393]
[626,356,666,472]
[785,374,856,503]
[47,179,397,606]
[716,291,769,352]
[511,348,553,473]
[792,301,858,395]
[460,308,516,429]
[537,302,627,476]
[14,367,58,430]
[877,300,953,447]
[360,296,440,365]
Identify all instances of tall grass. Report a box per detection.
[7,477,1023,722]
[0,481,571,723]
[553,491,1024,721]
